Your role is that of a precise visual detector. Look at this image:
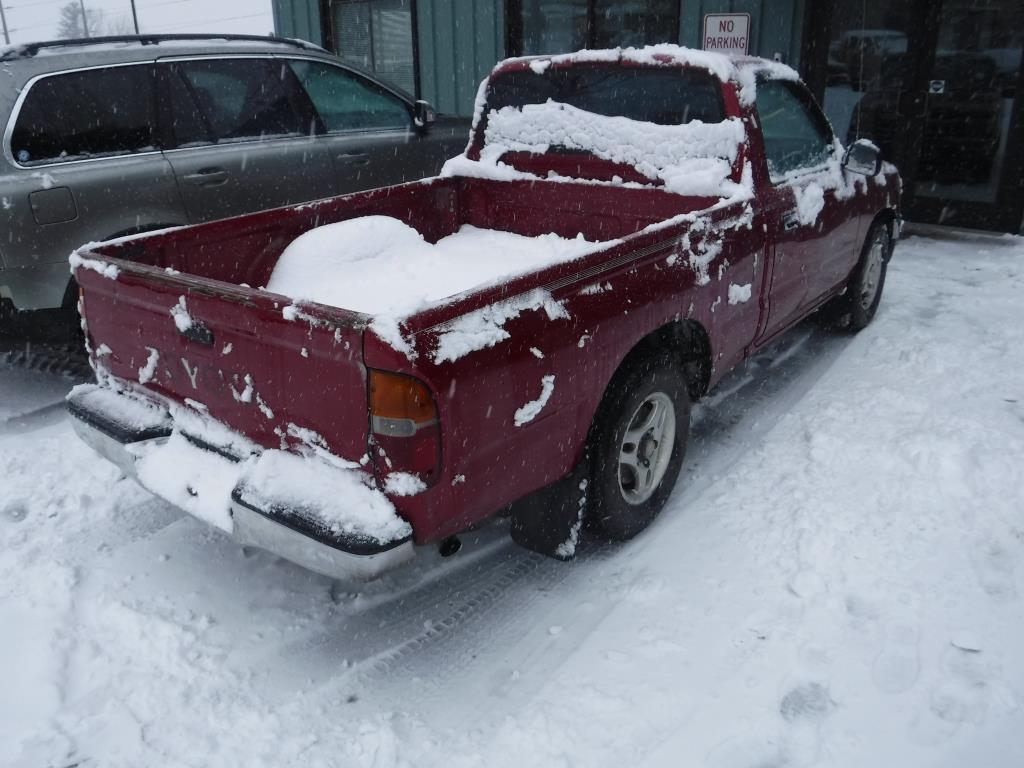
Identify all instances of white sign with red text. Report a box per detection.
[702,13,751,56]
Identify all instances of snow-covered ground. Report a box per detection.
[2,232,1023,767]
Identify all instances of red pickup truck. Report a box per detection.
[67,46,900,580]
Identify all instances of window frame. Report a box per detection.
[753,76,838,184]
[3,61,162,170]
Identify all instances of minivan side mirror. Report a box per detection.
[414,100,437,130]
[843,138,883,176]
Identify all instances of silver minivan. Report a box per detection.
[0,34,468,323]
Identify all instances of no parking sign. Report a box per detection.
[702,13,751,56]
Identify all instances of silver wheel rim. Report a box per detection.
[859,235,886,310]
[618,392,675,505]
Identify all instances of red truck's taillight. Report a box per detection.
[368,370,441,486]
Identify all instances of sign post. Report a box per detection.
[702,13,751,56]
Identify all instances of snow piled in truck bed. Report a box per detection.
[267,215,603,318]
[481,102,746,198]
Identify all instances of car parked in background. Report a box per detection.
[0,34,468,328]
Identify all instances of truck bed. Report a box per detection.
[71,173,740,560]
[74,175,720,440]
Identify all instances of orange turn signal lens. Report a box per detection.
[369,370,437,425]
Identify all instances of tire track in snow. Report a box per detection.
[314,323,859,735]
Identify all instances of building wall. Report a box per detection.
[272,1,805,116]
[271,0,324,47]
[416,0,505,116]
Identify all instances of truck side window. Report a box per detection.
[288,60,412,133]
[10,65,156,166]
[755,79,833,180]
[171,58,316,143]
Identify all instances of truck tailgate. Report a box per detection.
[76,261,369,461]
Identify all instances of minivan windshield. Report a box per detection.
[483,65,725,126]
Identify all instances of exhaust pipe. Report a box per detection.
[439,536,462,558]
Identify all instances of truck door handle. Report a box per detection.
[337,152,370,166]
[782,211,801,231]
[182,168,229,186]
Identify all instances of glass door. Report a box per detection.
[912,0,1023,229]
[818,0,1024,232]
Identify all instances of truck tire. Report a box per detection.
[829,220,892,332]
[588,353,691,541]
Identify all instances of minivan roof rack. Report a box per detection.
[0,34,325,62]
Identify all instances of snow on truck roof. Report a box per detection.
[491,44,800,105]
[448,45,797,200]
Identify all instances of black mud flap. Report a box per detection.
[509,463,589,561]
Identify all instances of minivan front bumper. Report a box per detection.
[67,387,414,581]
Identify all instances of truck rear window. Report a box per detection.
[484,66,725,126]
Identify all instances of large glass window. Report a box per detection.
[10,65,155,165]
[289,60,411,132]
[519,0,678,55]
[755,80,833,179]
[169,58,315,145]
[331,0,416,94]
[822,0,1023,207]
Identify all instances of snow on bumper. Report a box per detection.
[66,385,414,581]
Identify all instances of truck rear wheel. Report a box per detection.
[588,353,691,541]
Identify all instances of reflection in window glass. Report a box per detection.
[290,60,410,132]
[332,0,416,94]
[593,0,678,49]
[822,0,914,154]
[173,59,312,143]
[11,65,155,165]
[520,0,677,55]
[521,0,588,55]
[822,0,1023,204]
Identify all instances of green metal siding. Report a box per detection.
[416,0,505,117]
[271,0,324,47]
[270,1,806,115]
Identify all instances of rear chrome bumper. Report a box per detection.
[68,389,414,581]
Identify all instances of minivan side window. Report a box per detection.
[10,64,156,165]
[169,58,316,145]
[754,79,833,180]
[289,60,411,133]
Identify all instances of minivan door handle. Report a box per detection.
[782,211,801,231]
[182,168,229,186]
[336,152,370,166]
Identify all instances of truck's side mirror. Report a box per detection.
[414,100,437,131]
[843,139,883,176]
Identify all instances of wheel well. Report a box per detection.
[610,320,713,402]
[873,208,898,244]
